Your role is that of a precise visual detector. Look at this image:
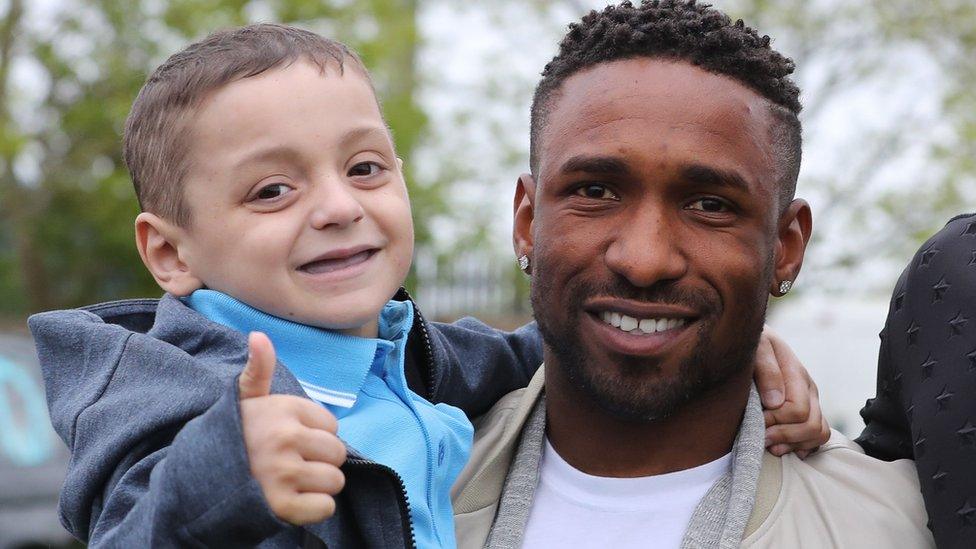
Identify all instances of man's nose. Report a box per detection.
[604,207,688,288]
[308,178,365,230]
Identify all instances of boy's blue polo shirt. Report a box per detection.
[185,290,473,548]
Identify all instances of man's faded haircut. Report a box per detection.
[123,23,368,227]
[530,0,803,210]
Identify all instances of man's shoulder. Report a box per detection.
[453,371,545,509]
[472,385,531,429]
[746,430,934,548]
[790,430,920,494]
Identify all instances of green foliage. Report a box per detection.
[724,0,976,290]
[2,0,975,316]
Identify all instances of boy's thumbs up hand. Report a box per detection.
[239,332,347,525]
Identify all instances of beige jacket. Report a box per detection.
[452,370,935,548]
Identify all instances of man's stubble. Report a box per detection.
[529,249,772,423]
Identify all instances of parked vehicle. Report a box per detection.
[0,333,73,548]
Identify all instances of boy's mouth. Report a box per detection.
[298,247,379,275]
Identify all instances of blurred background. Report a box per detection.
[0,0,974,545]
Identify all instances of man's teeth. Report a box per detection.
[599,312,687,334]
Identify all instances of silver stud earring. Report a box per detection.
[517,255,530,272]
[778,280,793,295]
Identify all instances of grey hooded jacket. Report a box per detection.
[28,290,543,548]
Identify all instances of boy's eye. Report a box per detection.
[253,183,292,201]
[348,161,382,177]
[575,184,619,200]
[687,197,730,213]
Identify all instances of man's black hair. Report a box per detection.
[530,0,802,209]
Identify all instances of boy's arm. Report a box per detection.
[30,312,289,546]
[425,317,543,417]
[87,381,290,547]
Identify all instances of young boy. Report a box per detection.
[29,23,824,548]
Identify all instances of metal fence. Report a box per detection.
[411,249,530,323]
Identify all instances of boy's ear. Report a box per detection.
[135,212,204,296]
[770,199,812,296]
[513,173,537,272]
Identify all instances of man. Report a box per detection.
[453,1,933,547]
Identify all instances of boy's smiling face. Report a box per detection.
[149,61,413,337]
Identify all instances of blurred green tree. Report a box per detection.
[1,0,974,318]
[725,0,976,292]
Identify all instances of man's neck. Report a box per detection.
[544,361,754,478]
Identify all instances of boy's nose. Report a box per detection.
[309,183,365,229]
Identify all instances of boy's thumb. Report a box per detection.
[239,331,277,400]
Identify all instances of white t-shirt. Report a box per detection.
[521,438,732,549]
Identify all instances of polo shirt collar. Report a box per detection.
[183,289,412,408]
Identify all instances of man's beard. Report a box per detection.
[531,264,769,423]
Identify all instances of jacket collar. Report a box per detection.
[80,289,439,404]
[147,293,311,402]
[182,289,414,409]
[454,369,546,513]
[455,370,782,542]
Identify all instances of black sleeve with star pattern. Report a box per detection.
[857,212,976,547]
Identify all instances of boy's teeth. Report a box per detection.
[599,311,687,334]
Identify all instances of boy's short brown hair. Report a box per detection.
[123,23,367,227]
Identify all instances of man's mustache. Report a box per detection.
[566,277,718,315]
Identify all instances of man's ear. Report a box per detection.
[771,199,812,296]
[513,173,537,273]
[135,212,204,296]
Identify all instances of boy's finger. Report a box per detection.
[769,328,807,404]
[768,338,811,425]
[805,389,831,449]
[754,326,785,409]
[293,398,340,433]
[296,429,347,465]
[296,462,346,495]
[764,389,830,449]
[282,493,337,525]
[239,331,277,399]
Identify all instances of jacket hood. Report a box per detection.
[28,294,312,450]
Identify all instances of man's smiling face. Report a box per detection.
[520,58,791,421]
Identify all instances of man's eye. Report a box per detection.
[687,198,729,213]
[349,161,382,177]
[254,183,292,201]
[575,184,618,200]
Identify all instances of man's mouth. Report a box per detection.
[598,311,688,334]
[298,247,378,275]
